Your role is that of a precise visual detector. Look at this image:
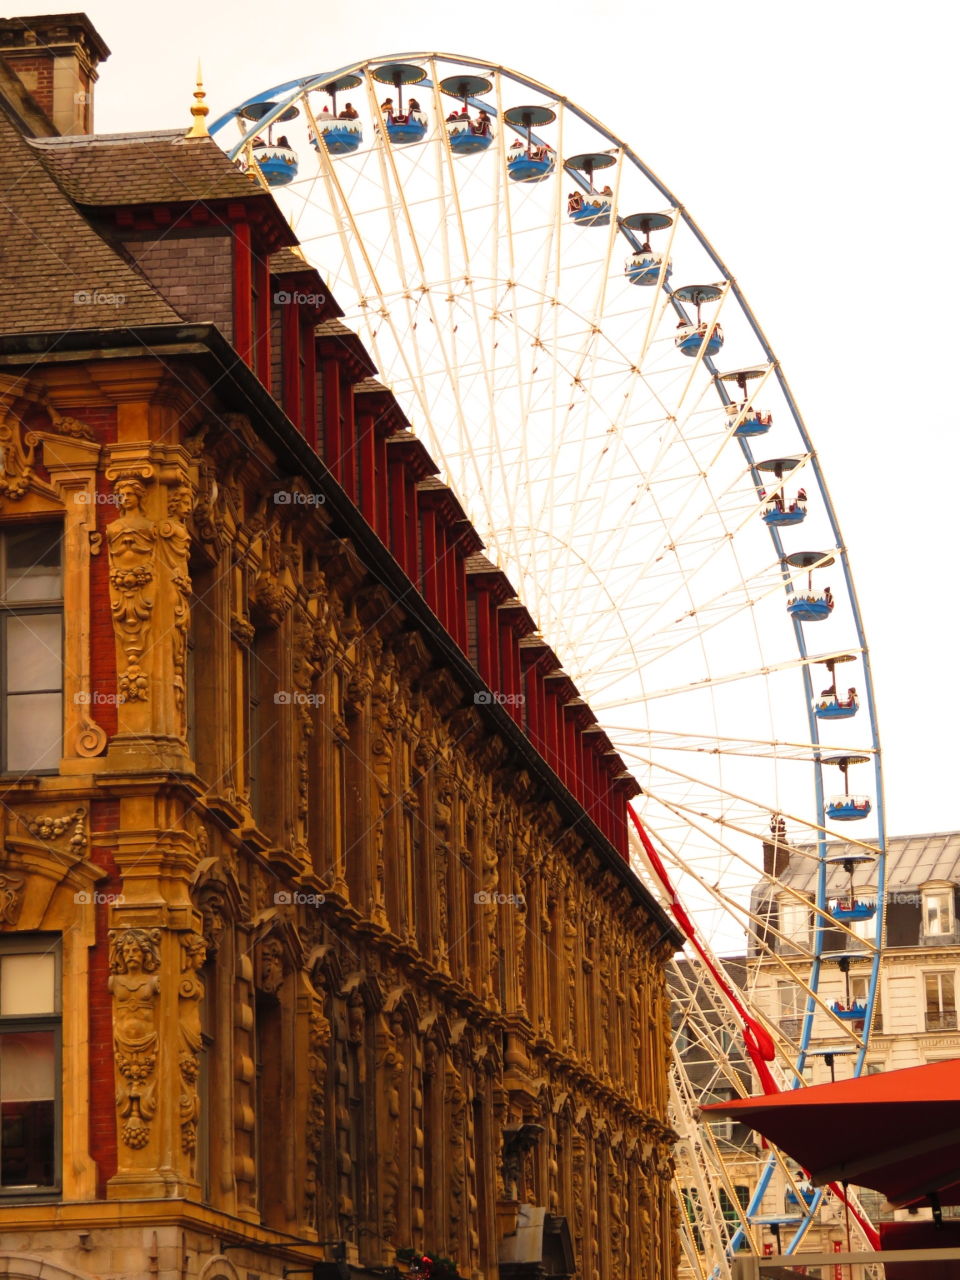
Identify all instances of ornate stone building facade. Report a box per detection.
[0,15,681,1280]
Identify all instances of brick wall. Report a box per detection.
[119,230,234,342]
[4,52,54,115]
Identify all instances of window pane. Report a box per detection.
[0,953,56,1015]
[1,1031,56,1189]
[6,692,62,771]
[925,973,939,1012]
[926,892,952,935]
[0,1030,55,1099]
[4,527,61,602]
[943,973,956,1008]
[5,613,61,692]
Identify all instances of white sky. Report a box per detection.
[8,0,958,837]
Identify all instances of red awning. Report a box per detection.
[702,1058,960,1208]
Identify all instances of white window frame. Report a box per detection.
[0,525,64,774]
[922,885,955,937]
[924,970,957,1031]
[779,896,812,949]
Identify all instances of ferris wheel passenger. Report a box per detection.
[339,102,359,120]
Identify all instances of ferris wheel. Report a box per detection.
[210,57,888,1276]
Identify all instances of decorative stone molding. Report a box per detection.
[20,806,87,851]
[0,872,25,926]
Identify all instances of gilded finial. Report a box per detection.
[185,61,209,139]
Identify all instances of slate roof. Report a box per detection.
[29,129,267,206]
[0,112,181,334]
[771,831,960,899]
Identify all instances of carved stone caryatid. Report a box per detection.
[431,756,454,974]
[305,989,331,1228]
[178,931,206,1158]
[513,861,528,1014]
[257,936,287,995]
[571,1127,587,1269]
[444,1053,467,1256]
[375,1012,404,1246]
[369,662,397,929]
[608,1147,625,1280]
[250,514,292,629]
[562,903,578,1052]
[156,482,194,738]
[106,473,157,703]
[0,871,25,926]
[292,613,318,844]
[109,927,162,1149]
[480,836,500,1009]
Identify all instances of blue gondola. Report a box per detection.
[446,117,493,154]
[439,75,495,155]
[309,75,363,155]
[787,593,832,621]
[504,104,557,183]
[565,152,616,226]
[385,111,428,145]
[238,100,300,187]
[785,1186,818,1208]
[625,250,665,285]
[733,410,772,437]
[508,149,555,181]
[827,796,872,821]
[814,694,858,720]
[622,213,672,285]
[764,504,806,527]
[676,322,724,358]
[373,62,429,146]
[829,898,876,922]
[311,117,362,155]
[673,284,725,358]
[785,551,835,622]
[568,195,612,226]
[831,1000,867,1020]
[252,144,298,186]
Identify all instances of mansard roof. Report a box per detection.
[29,129,271,206]
[0,112,181,334]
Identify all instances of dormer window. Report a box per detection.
[922,885,955,937]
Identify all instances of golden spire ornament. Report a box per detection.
[185,62,210,139]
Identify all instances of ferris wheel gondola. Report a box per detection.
[824,754,873,821]
[309,74,363,155]
[503,103,556,180]
[622,211,672,285]
[564,151,616,225]
[238,100,299,185]
[373,62,429,143]
[672,283,724,357]
[439,74,494,154]
[785,551,836,621]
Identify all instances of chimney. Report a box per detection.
[763,813,789,877]
[0,13,110,135]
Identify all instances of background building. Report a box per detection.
[0,12,682,1280]
[743,829,960,1264]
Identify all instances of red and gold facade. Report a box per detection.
[0,15,680,1280]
